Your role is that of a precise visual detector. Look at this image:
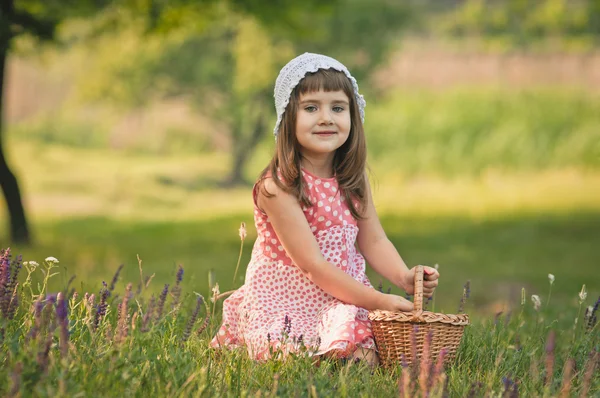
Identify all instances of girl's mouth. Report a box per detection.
[314,131,336,136]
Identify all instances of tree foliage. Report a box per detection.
[74,0,414,184]
[0,0,340,241]
[437,0,600,49]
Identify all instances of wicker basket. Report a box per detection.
[368,266,469,368]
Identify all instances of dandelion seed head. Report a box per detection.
[579,284,587,302]
[238,222,247,241]
[548,274,555,285]
[210,283,220,303]
[531,295,541,311]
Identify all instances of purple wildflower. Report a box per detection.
[94,282,109,330]
[176,265,184,285]
[196,313,210,335]
[182,296,203,342]
[171,265,184,311]
[399,354,411,397]
[283,315,292,336]
[109,264,124,294]
[502,376,519,397]
[56,292,69,358]
[1,249,22,320]
[155,284,169,321]
[458,280,470,313]
[28,297,44,341]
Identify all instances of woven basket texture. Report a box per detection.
[368,266,469,368]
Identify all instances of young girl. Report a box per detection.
[211,53,439,365]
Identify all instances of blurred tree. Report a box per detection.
[77,0,414,186]
[0,0,94,244]
[0,0,335,242]
[439,0,600,49]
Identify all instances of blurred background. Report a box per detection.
[1,0,599,315]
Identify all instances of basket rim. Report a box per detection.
[368,309,470,326]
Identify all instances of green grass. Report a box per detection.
[1,249,598,397]
[366,88,600,175]
[4,210,599,315]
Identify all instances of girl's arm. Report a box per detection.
[356,177,439,297]
[257,178,413,312]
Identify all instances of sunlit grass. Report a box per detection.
[1,248,598,396]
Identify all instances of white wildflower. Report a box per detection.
[548,274,555,285]
[531,295,541,311]
[210,283,220,303]
[45,256,59,263]
[434,264,439,271]
[22,261,28,265]
[238,222,247,241]
[29,261,39,267]
[579,284,587,302]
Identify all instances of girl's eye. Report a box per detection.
[304,105,317,112]
[333,106,345,113]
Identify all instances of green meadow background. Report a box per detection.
[2,2,600,395]
[1,0,599,325]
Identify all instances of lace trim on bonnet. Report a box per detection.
[273,52,366,137]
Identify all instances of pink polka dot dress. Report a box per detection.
[210,168,375,360]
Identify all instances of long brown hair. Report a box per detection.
[258,68,368,219]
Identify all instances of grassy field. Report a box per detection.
[1,247,598,396]
[1,88,599,395]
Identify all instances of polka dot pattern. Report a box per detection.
[210,168,374,359]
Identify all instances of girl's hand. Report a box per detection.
[401,266,439,298]
[378,293,414,312]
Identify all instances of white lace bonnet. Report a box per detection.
[273,52,366,137]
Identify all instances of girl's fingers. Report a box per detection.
[423,266,439,281]
[423,280,438,289]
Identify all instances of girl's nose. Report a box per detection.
[318,110,334,125]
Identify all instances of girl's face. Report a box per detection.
[295,89,351,163]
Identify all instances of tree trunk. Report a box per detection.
[223,110,267,187]
[0,6,31,244]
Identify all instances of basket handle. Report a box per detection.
[413,265,424,312]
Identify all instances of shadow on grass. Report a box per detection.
[6,210,599,317]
